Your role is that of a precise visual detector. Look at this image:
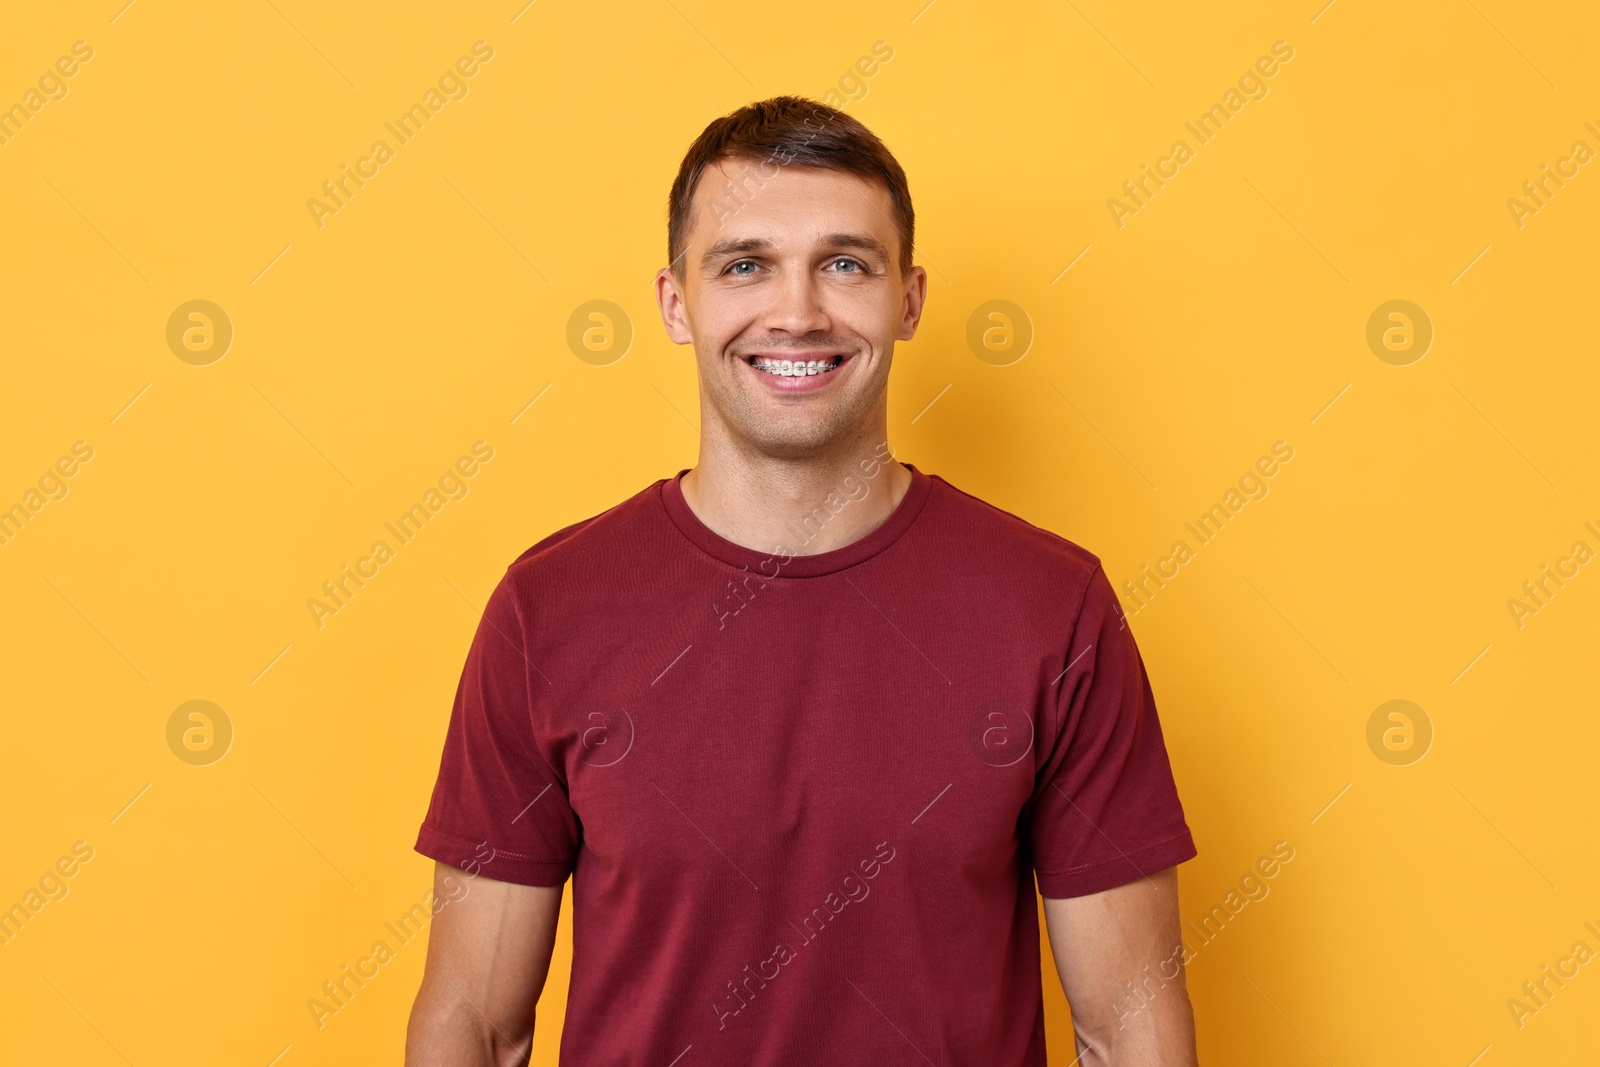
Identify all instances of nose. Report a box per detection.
[764,264,831,337]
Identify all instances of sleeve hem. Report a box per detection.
[1034,828,1197,899]
[415,823,573,888]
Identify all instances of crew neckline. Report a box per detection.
[659,462,932,578]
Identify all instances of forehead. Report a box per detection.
[686,160,895,249]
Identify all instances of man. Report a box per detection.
[407,96,1199,1065]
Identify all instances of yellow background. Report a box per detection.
[2,1,1596,1063]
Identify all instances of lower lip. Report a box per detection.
[742,356,851,393]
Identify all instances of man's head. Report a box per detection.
[655,97,926,461]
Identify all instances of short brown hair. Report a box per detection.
[667,96,915,279]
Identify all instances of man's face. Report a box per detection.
[656,160,927,459]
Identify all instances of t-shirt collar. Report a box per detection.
[659,462,931,578]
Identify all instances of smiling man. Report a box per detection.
[406,97,1199,1066]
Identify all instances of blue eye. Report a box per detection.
[829,258,860,273]
[729,260,758,275]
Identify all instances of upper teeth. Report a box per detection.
[751,357,840,376]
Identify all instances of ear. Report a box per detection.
[895,264,928,342]
[654,267,694,345]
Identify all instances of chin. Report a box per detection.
[707,372,884,458]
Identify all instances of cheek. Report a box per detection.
[695,298,758,357]
[861,304,908,358]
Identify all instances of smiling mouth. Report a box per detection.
[742,350,857,379]
[741,353,850,378]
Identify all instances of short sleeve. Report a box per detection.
[1027,564,1196,898]
[414,571,580,886]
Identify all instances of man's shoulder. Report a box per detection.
[922,471,1105,583]
[503,476,669,581]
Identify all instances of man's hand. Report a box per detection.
[405,862,564,1066]
[1042,867,1198,1066]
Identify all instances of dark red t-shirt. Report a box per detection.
[415,461,1196,1065]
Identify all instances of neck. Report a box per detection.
[680,427,911,557]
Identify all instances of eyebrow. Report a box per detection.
[700,236,771,268]
[699,232,890,270]
[823,232,890,261]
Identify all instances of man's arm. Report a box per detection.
[405,862,564,1066]
[1042,866,1198,1066]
